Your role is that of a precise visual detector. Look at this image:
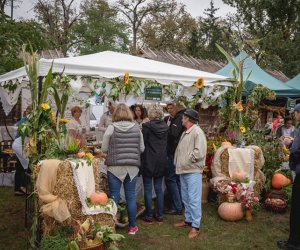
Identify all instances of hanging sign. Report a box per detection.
[145,87,162,101]
[287,98,296,110]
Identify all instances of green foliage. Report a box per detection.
[222,0,300,77]
[216,45,276,138]
[0,13,51,74]
[244,130,282,190]
[40,230,71,250]
[187,1,238,60]
[34,0,78,55]
[73,0,129,55]
[104,76,143,101]
[141,0,196,54]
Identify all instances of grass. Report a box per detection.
[0,187,290,250]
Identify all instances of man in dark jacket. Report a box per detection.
[164,102,176,126]
[277,104,300,250]
[165,105,186,214]
[142,105,168,223]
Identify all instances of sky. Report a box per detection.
[5,0,236,20]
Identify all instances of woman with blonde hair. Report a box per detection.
[102,103,145,235]
[141,104,168,224]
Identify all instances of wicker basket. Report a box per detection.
[81,243,105,250]
[264,198,287,213]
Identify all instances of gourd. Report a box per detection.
[218,195,243,221]
[222,141,232,147]
[232,172,247,180]
[271,173,291,189]
[90,192,109,205]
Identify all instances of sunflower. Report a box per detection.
[41,103,50,111]
[233,101,243,112]
[85,152,94,159]
[240,126,246,133]
[195,77,204,89]
[59,118,70,124]
[124,72,130,85]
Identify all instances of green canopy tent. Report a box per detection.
[286,73,300,91]
[216,51,300,97]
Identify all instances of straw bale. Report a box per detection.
[40,159,114,235]
[219,147,265,197]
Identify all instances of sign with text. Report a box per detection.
[287,98,296,110]
[145,87,162,101]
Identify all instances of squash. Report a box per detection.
[77,151,85,158]
[90,192,109,205]
[232,171,247,180]
[271,173,291,189]
[222,141,232,147]
[218,196,243,221]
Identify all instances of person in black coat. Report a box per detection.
[165,105,186,214]
[277,104,300,250]
[141,104,168,223]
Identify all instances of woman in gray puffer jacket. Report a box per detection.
[102,104,145,235]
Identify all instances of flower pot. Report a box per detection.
[245,208,253,222]
[202,176,209,204]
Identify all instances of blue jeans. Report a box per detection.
[165,155,182,211]
[180,173,202,229]
[107,172,137,227]
[143,176,164,218]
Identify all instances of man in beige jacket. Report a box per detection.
[174,109,207,239]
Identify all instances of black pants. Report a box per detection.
[14,160,26,192]
[288,173,300,245]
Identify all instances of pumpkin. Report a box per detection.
[218,201,243,221]
[232,172,247,180]
[271,173,291,189]
[90,192,109,205]
[77,151,85,158]
[222,141,232,147]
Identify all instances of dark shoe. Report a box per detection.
[142,216,154,225]
[14,191,25,196]
[165,209,182,215]
[277,240,300,250]
[155,216,164,224]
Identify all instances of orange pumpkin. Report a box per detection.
[222,141,232,147]
[90,192,109,205]
[77,151,85,158]
[218,201,243,221]
[271,173,291,189]
[232,172,247,180]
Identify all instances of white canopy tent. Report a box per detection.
[0,51,230,115]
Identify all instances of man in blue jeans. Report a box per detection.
[174,109,207,239]
[165,105,186,215]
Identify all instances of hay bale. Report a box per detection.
[40,159,114,235]
[219,147,265,197]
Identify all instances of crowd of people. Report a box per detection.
[11,100,300,245]
[98,102,207,238]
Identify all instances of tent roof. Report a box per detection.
[286,73,300,90]
[216,51,299,97]
[0,51,229,87]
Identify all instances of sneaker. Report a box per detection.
[165,209,183,215]
[155,217,164,224]
[142,216,154,225]
[128,226,138,235]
